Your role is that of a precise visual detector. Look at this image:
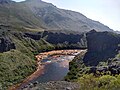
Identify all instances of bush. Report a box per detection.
[78,74,120,90]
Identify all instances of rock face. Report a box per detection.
[83,30,120,66]
[89,64,120,76]
[42,31,85,45]
[24,31,87,49]
[0,37,16,52]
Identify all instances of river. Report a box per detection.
[12,50,84,90]
[30,55,75,83]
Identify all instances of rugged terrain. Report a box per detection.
[0,0,119,90]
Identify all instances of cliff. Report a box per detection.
[83,30,120,66]
[65,30,120,84]
[24,31,87,49]
[0,37,15,52]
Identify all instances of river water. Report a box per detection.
[15,50,82,89]
[30,55,75,83]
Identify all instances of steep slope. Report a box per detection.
[0,0,113,32]
[24,0,113,32]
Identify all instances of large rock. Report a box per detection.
[0,37,16,52]
[83,30,120,66]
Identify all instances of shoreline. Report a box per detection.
[9,49,83,90]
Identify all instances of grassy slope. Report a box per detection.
[0,2,46,29]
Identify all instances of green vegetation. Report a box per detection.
[0,50,36,90]
[0,1,116,90]
[64,51,88,81]
[65,51,120,90]
[1,25,87,89]
[78,74,120,90]
[0,26,56,89]
[11,33,55,57]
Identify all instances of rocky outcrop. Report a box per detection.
[83,30,120,66]
[24,31,87,49]
[42,31,85,44]
[0,37,16,52]
[24,33,41,40]
[89,64,120,76]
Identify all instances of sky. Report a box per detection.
[13,0,120,31]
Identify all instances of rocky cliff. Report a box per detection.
[65,30,120,83]
[83,30,120,66]
[24,31,87,49]
[0,37,15,52]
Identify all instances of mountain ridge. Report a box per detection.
[0,0,113,32]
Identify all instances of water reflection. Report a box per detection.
[31,55,75,83]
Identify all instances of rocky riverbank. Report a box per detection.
[22,81,80,90]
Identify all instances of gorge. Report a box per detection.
[0,0,120,90]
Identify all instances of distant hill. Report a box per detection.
[0,0,113,32]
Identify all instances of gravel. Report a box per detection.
[22,81,80,90]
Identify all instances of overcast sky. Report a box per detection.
[13,0,120,31]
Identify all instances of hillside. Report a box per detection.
[0,0,113,32]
